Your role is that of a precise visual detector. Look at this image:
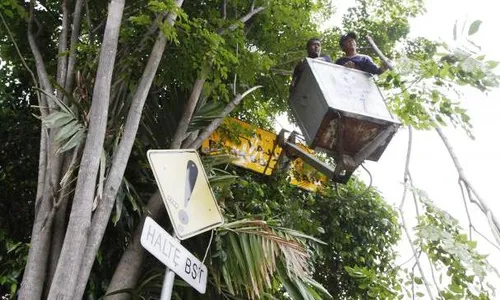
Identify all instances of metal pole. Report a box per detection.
[160,236,180,300]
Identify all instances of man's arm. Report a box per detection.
[360,55,386,75]
[290,59,305,91]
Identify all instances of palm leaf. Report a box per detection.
[216,219,331,299]
[188,100,225,132]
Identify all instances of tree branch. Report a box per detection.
[172,4,267,149]
[435,127,500,246]
[106,5,267,297]
[170,76,207,149]
[56,0,69,98]
[218,6,265,34]
[187,85,262,149]
[0,10,40,105]
[63,0,84,96]
[27,1,54,113]
[105,192,167,300]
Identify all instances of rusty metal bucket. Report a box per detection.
[289,58,400,182]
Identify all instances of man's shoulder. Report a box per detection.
[351,54,373,61]
[320,55,332,63]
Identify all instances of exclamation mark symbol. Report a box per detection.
[178,160,198,225]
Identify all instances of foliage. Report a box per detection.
[0,104,38,243]
[218,171,401,299]
[416,194,496,299]
[381,21,498,137]
[0,229,29,299]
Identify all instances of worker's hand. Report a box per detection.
[381,60,393,71]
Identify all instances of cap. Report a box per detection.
[339,32,357,47]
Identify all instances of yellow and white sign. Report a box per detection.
[147,149,224,240]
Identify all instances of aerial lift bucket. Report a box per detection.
[287,58,400,183]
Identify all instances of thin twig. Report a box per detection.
[399,126,436,300]
[472,227,500,252]
[435,127,500,246]
[458,179,474,238]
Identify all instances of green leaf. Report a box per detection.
[58,127,85,153]
[43,111,73,128]
[55,120,81,143]
[468,20,482,36]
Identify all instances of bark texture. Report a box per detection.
[74,2,185,297]
[47,1,125,298]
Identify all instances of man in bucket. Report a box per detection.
[290,37,332,91]
[335,32,388,75]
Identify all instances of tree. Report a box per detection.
[0,0,337,299]
[1,0,499,299]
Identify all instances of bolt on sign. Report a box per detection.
[147,149,224,240]
[201,118,326,191]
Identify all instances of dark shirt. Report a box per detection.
[291,55,332,90]
[335,54,382,75]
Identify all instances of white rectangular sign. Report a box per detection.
[141,217,208,294]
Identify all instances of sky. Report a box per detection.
[281,0,500,295]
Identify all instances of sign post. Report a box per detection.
[144,149,224,298]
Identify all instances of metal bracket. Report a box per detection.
[275,129,355,184]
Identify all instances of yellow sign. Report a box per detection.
[147,149,224,240]
[201,118,326,191]
[202,118,281,175]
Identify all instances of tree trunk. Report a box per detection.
[47,1,125,298]
[170,76,207,149]
[46,147,81,294]
[74,3,185,297]
[19,5,61,297]
[105,192,166,300]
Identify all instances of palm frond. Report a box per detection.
[215,219,331,299]
[40,88,87,153]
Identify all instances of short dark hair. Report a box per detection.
[339,32,357,47]
[306,37,321,48]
